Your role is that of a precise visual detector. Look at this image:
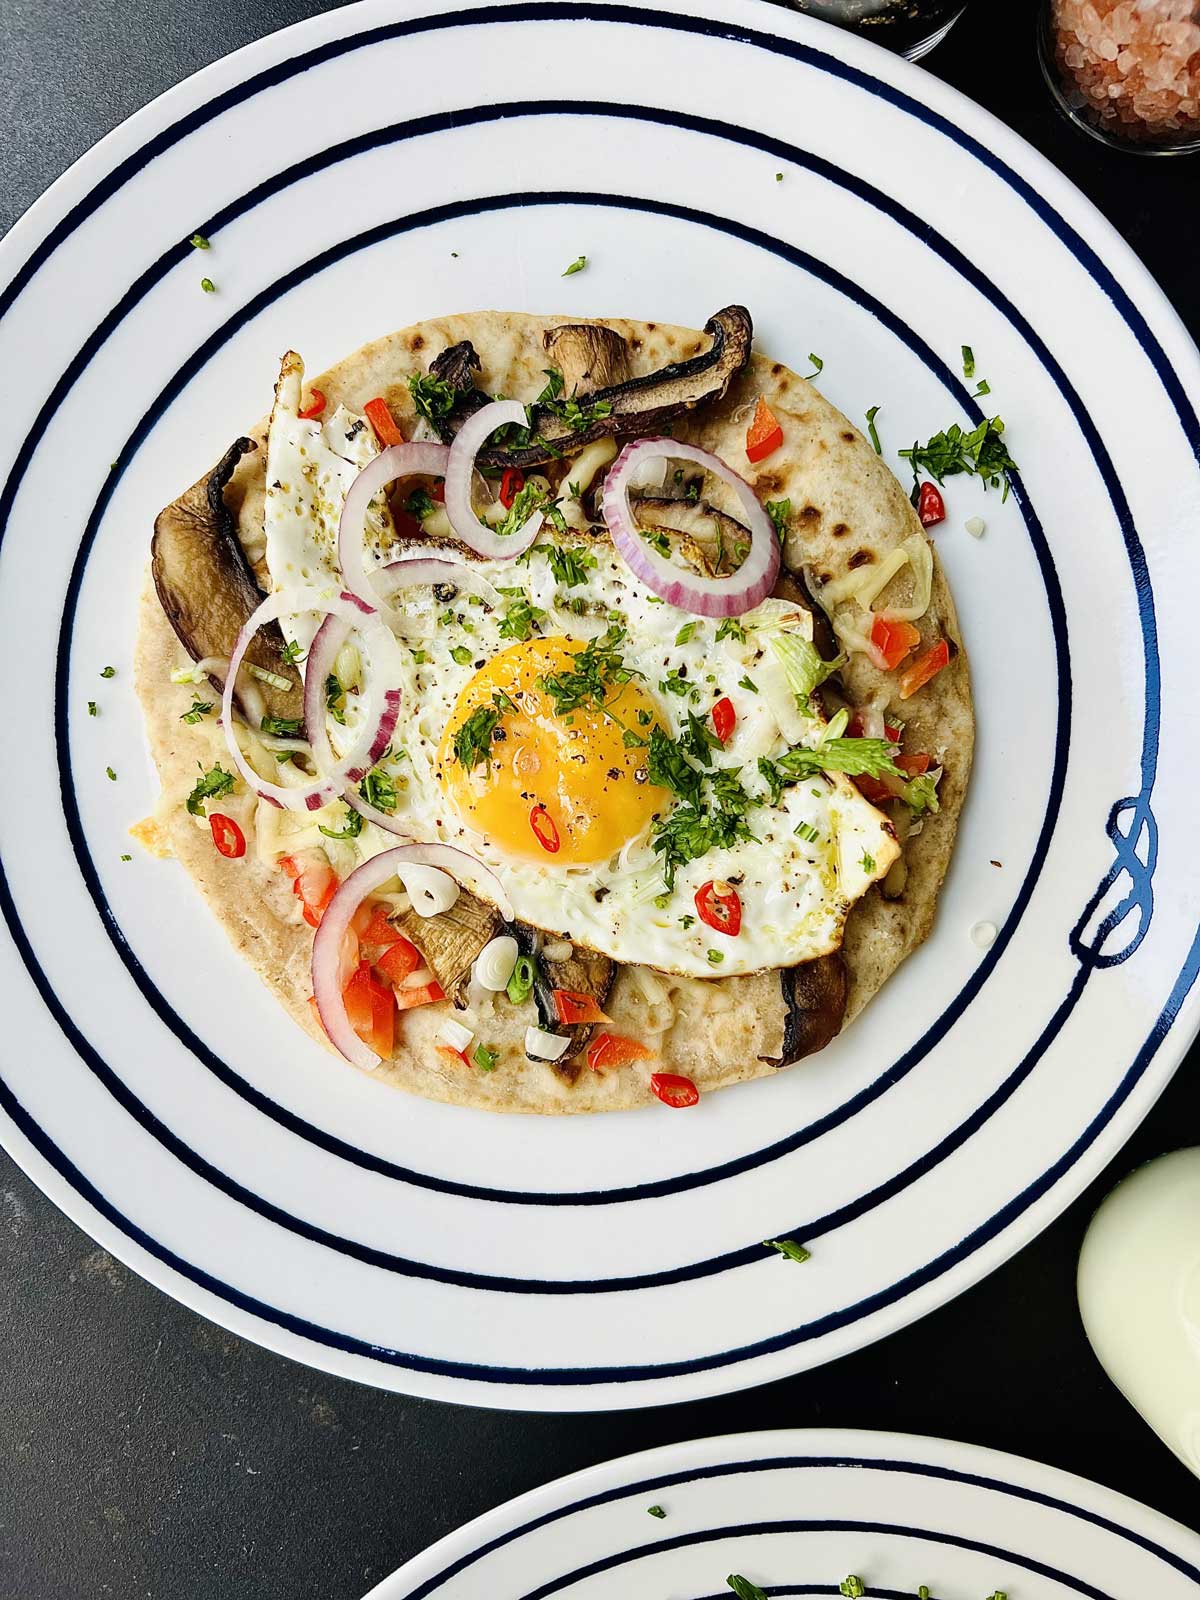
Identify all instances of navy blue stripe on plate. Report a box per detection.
[518,1520,1112,1600]
[395,1454,1200,1598]
[2,918,1198,1373]
[39,116,1075,1207]
[0,6,1195,1371]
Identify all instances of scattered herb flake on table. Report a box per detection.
[561,254,588,277]
[764,1238,812,1265]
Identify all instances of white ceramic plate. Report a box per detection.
[362,1429,1200,1600]
[2,0,1199,1410]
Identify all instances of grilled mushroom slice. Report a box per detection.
[428,339,489,425]
[392,890,503,1004]
[633,496,748,575]
[151,437,301,722]
[421,305,753,470]
[510,924,615,1074]
[760,953,848,1067]
[543,322,632,394]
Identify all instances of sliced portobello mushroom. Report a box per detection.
[510,923,615,1075]
[760,952,847,1067]
[152,437,301,722]
[422,305,753,470]
[428,339,489,425]
[633,495,748,576]
[543,322,633,394]
[392,890,503,1004]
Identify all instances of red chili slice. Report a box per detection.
[711,696,736,744]
[529,804,560,853]
[854,775,895,805]
[916,481,946,527]
[499,468,525,509]
[695,879,742,938]
[297,389,327,420]
[364,396,403,448]
[650,1071,700,1108]
[209,813,246,859]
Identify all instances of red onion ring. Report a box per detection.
[312,844,515,1068]
[375,555,502,612]
[444,400,543,559]
[221,592,400,813]
[601,439,781,617]
[338,441,450,608]
[302,598,404,794]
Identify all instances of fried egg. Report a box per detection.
[260,356,899,979]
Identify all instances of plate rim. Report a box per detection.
[360,1425,1200,1599]
[2,0,1200,1408]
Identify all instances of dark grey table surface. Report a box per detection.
[2,2,1198,1596]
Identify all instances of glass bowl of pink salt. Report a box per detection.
[1041,0,1200,153]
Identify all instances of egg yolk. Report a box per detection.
[438,638,669,865]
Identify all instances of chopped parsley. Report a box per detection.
[497,588,546,642]
[681,711,721,767]
[410,649,428,665]
[450,645,474,666]
[716,617,747,644]
[758,737,901,804]
[453,705,502,772]
[679,914,696,930]
[189,233,210,250]
[775,171,783,181]
[87,701,98,717]
[280,638,305,666]
[794,820,819,843]
[561,254,588,277]
[648,724,758,891]
[539,624,637,717]
[727,1578,768,1600]
[659,668,695,700]
[261,714,302,737]
[737,675,758,693]
[765,499,791,543]
[646,1505,666,1519]
[359,767,398,813]
[318,805,364,841]
[200,277,216,294]
[962,344,975,380]
[764,1237,812,1264]
[899,415,1018,498]
[100,665,116,679]
[861,852,876,872]
[865,404,883,455]
[408,371,457,423]
[675,622,698,646]
[840,1580,866,1599]
[406,487,436,521]
[544,544,597,588]
[120,854,132,862]
[185,763,235,816]
[325,673,347,725]
[804,353,824,379]
[706,949,724,966]
[473,1043,498,1072]
[105,766,117,782]
[181,698,213,725]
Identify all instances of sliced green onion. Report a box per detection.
[506,954,537,1005]
[246,663,294,691]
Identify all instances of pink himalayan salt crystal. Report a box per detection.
[1049,0,1200,143]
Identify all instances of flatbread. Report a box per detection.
[136,311,972,1113]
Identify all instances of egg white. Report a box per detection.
[260,356,898,978]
